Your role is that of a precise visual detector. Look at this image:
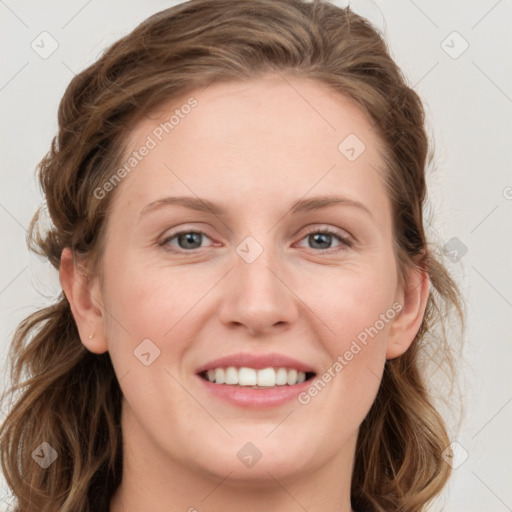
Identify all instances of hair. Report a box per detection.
[0,1,464,511]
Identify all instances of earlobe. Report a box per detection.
[386,265,430,360]
[59,248,108,354]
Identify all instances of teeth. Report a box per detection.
[276,368,288,385]
[239,367,257,386]
[203,367,309,387]
[257,367,275,387]
[214,368,225,384]
[287,369,297,386]
[225,366,239,385]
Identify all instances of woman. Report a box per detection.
[0,1,464,510]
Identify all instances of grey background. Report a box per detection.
[1,1,511,510]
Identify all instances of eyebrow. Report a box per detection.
[139,194,373,219]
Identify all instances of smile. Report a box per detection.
[200,366,316,388]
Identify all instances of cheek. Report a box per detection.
[300,282,394,439]
[102,248,202,327]
[302,264,396,398]
[307,262,397,342]
[99,257,221,375]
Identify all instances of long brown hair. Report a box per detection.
[0,1,464,510]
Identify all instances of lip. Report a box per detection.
[196,374,314,409]
[194,352,317,410]
[195,352,316,374]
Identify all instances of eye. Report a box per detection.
[159,226,352,255]
[160,230,213,253]
[296,226,352,253]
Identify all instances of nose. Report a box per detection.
[217,243,299,336]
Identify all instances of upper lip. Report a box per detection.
[195,352,316,375]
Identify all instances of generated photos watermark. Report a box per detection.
[93,97,198,200]
[298,301,403,405]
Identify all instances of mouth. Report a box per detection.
[198,366,317,389]
[194,352,318,408]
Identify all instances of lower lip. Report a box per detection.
[196,374,313,409]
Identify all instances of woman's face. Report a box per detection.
[73,75,423,487]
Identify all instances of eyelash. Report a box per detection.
[159,226,352,255]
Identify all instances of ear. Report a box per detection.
[59,247,108,354]
[386,264,430,360]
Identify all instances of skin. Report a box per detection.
[60,74,429,512]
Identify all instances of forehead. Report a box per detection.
[130,74,382,158]
[110,74,390,224]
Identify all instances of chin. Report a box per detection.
[188,439,317,484]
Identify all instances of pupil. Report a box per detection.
[180,232,201,249]
[310,233,331,249]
